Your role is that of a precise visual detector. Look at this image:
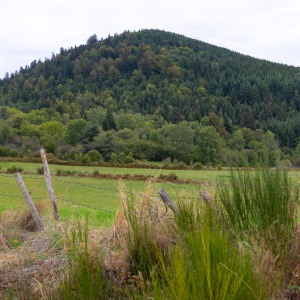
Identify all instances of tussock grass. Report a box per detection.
[218,169,299,258]
[217,168,300,298]
[150,201,267,300]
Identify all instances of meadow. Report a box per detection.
[1,162,300,224]
[0,161,212,226]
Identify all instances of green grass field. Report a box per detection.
[0,171,203,226]
[2,162,300,227]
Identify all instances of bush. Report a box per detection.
[81,154,91,165]
[193,162,203,170]
[293,156,300,167]
[92,169,100,177]
[168,172,178,180]
[0,146,18,157]
[36,166,44,175]
[86,150,103,162]
[7,165,23,173]
[56,169,72,176]
[110,152,118,163]
[158,172,178,181]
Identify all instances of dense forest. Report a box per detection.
[0,29,300,167]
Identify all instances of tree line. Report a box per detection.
[0,105,291,167]
[0,29,300,166]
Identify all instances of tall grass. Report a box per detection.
[123,191,268,299]
[151,202,267,300]
[218,168,299,257]
[39,169,300,299]
[123,189,175,282]
[56,220,104,299]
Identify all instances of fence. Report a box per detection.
[0,167,202,227]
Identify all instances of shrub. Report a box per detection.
[193,162,203,170]
[92,169,100,177]
[36,166,44,175]
[110,152,117,163]
[7,165,23,173]
[56,169,72,176]
[87,150,103,162]
[81,154,91,165]
[124,154,134,164]
[0,146,18,157]
[168,172,178,180]
[118,152,126,164]
[293,156,300,167]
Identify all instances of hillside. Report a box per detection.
[0,29,300,166]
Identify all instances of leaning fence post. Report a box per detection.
[199,190,212,204]
[40,148,60,223]
[158,188,179,215]
[14,173,44,231]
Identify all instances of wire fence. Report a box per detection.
[0,172,203,217]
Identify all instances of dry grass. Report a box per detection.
[1,177,300,299]
[0,202,67,299]
[0,229,67,299]
[101,179,177,286]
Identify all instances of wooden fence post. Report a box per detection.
[158,188,179,215]
[199,190,212,204]
[40,149,60,223]
[14,173,44,231]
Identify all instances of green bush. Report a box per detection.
[110,152,117,163]
[92,169,100,177]
[168,172,178,180]
[7,165,23,173]
[193,162,203,169]
[81,154,91,165]
[56,169,73,176]
[86,150,103,162]
[0,146,18,157]
[36,166,44,175]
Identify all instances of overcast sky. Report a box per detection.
[1,0,300,78]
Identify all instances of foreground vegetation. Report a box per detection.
[1,168,300,299]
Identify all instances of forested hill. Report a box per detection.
[1,29,300,166]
